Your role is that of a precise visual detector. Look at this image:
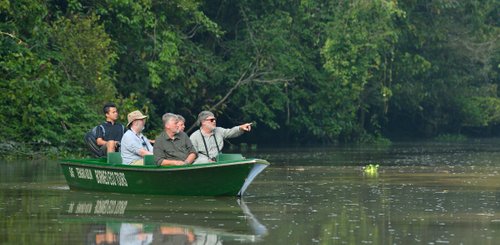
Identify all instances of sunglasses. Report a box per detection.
[205,118,216,122]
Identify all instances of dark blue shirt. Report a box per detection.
[96,121,125,141]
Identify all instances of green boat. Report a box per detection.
[59,153,269,196]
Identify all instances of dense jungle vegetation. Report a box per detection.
[1,0,499,155]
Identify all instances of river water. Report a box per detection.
[1,139,500,244]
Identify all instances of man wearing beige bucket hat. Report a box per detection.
[120,110,153,165]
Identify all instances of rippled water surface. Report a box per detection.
[1,139,500,244]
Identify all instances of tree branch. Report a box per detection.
[0,31,27,46]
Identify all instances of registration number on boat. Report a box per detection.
[68,167,129,187]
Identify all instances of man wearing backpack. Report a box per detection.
[96,102,125,155]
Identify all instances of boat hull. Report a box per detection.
[59,158,269,196]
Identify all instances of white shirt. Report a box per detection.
[120,129,153,164]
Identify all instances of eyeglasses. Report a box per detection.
[205,118,216,122]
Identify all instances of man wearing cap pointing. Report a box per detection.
[190,111,252,164]
[120,110,153,165]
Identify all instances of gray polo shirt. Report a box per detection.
[153,131,197,165]
[120,129,153,164]
[189,126,243,162]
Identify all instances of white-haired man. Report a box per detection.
[154,113,197,166]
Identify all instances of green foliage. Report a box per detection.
[0,0,499,157]
[222,9,296,130]
[0,1,117,157]
[50,14,117,103]
[434,134,467,142]
[0,0,9,11]
[320,0,402,140]
[389,0,500,136]
[357,132,392,145]
[459,96,500,127]
[0,45,99,152]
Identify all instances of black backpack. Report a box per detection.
[84,125,106,157]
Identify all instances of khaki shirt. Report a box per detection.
[153,131,196,165]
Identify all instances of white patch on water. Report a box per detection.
[49,185,69,190]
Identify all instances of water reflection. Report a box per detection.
[62,195,267,245]
[90,223,197,245]
[247,165,500,244]
[67,199,128,215]
[3,140,500,244]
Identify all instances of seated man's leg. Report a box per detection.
[130,159,144,166]
[99,144,107,157]
[106,140,118,153]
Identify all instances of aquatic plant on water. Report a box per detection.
[363,164,379,177]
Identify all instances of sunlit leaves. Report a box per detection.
[320,0,401,139]
[1,0,499,154]
[0,46,99,148]
[50,14,117,103]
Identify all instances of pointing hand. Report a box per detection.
[240,123,252,132]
